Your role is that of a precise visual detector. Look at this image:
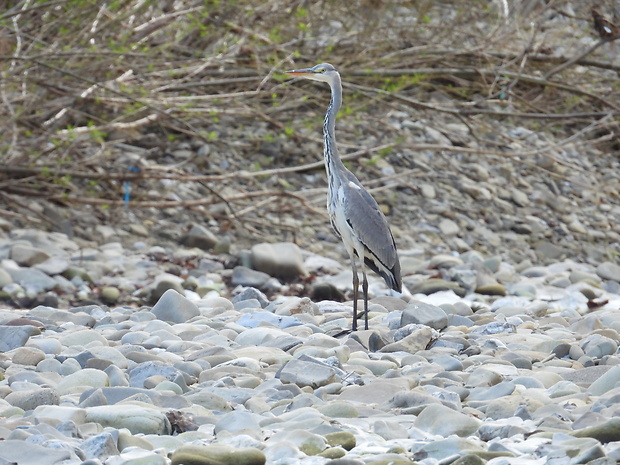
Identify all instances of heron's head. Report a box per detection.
[284,63,339,85]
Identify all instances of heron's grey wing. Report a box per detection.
[341,175,401,291]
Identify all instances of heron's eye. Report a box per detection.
[315,67,325,73]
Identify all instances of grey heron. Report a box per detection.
[284,63,402,331]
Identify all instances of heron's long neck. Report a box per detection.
[323,77,346,184]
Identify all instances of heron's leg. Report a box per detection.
[362,270,369,330]
[351,257,359,331]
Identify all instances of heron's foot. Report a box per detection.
[331,328,352,338]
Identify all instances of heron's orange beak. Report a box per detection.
[284,68,314,76]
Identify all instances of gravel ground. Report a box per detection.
[1,228,620,464]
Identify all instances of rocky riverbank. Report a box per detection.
[1,229,620,464]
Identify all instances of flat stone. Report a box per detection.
[33,405,87,424]
[338,378,413,404]
[0,325,41,351]
[34,256,70,275]
[60,328,107,346]
[85,405,171,435]
[0,440,72,465]
[411,278,466,297]
[170,444,266,465]
[231,266,271,288]
[414,403,481,437]
[400,300,448,330]
[277,357,340,389]
[6,267,58,292]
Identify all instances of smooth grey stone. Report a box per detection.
[214,410,262,435]
[251,242,307,279]
[183,390,232,412]
[277,358,340,389]
[467,382,516,402]
[6,268,58,292]
[7,371,58,386]
[372,419,408,440]
[151,289,200,324]
[78,386,184,408]
[411,278,466,296]
[85,405,171,435]
[446,314,475,327]
[173,360,203,379]
[233,298,263,310]
[401,300,448,330]
[0,325,41,351]
[547,380,582,398]
[430,353,464,371]
[232,287,269,307]
[414,404,481,437]
[500,352,533,369]
[180,224,218,250]
[597,262,620,282]
[552,342,571,358]
[262,334,304,352]
[572,411,609,430]
[79,388,109,408]
[202,386,256,404]
[431,336,468,352]
[231,266,271,288]
[236,311,301,329]
[57,350,95,368]
[512,376,545,389]
[105,364,130,387]
[386,390,441,412]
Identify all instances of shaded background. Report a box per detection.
[0,0,619,267]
